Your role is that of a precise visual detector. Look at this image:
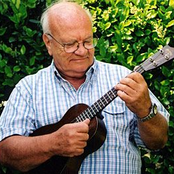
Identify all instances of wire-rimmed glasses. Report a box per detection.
[45,33,98,53]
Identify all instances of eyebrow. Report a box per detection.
[85,36,93,40]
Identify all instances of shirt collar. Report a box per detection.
[52,58,98,83]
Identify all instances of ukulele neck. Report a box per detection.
[75,44,174,123]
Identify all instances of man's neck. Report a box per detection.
[58,70,86,90]
[67,77,86,90]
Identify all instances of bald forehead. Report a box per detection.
[50,2,84,14]
[48,2,91,25]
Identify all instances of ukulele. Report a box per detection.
[26,45,174,174]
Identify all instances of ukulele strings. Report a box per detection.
[75,65,145,123]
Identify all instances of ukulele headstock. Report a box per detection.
[134,45,174,73]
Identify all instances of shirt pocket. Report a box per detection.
[102,98,126,131]
[101,100,129,147]
[102,98,125,118]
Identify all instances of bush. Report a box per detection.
[0,0,174,173]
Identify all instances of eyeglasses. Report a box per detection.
[46,33,97,53]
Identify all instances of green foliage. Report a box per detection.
[0,0,174,174]
[0,0,51,103]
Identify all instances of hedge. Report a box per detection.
[0,0,174,173]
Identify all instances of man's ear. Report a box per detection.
[42,34,53,56]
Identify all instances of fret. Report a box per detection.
[75,116,81,123]
[89,107,96,116]
[81,110,88,120]
[111,87,118,97]
[106,93,112,100]
[80,112,88,121]
[108,91,114,99]
[95,100,103,110]
[92,104,100,114]
[76,112,88,122]
[97,98,105,109]
[104,96,110,105]
[81,112,87,121]
[102,95,108,105]
[84,108,93,119]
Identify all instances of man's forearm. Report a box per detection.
[0,135,52,172]
[138,112,168,150]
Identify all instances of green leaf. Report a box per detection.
[23,26,36,37]
[115,29,122,47]
[127,56,134,65]
[29,57,35,66]
[123,35,133,40]
[102,10,109,21]
[123,20,132,27]
[162,98,170,105]
[136,53,147,62]
[0,27,7,36]
[162,66,171,77]
[29,19,40,24]
[135,30,144,37]
[146,10,157,19]
[0,59,6,68]
[161,79,170,86]
[165,11,172,20]
[166,19,174,28]
[13,66,21,72]
[105,22,111,30]
[145,29,151,35]
[1,165,7,173]
[169,0,174,8]
[168,166,174,173]
[5,66,13,77]
[8,14,20,24]
[27,0,37,8]
[9,37,16,43]
[154,80,160,91]
[20,45,26,55]
[109,44,118,52]
[120,6,129,21]
[16,0,21,9]
[2,79,14,87]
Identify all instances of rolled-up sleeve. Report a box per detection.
[0,79,35,141]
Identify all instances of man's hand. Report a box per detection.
[49,119,90,157]
[116,72,152,118]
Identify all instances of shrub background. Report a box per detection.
[0,0,174,173]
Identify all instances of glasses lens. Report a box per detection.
[84,38,98,50]
[64,38,98,53]
[93,38,98,47]
[64,42,79,53]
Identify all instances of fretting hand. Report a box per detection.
[116,72,152,118]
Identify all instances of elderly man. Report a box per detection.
[0,1,169,174]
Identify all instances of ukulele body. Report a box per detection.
[26,103,107,174]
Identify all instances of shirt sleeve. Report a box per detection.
[0,78,35,141]
[131,90,170,149]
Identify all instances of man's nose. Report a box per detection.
[74,42,88,55]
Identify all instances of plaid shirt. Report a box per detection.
[0,59,169,174]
